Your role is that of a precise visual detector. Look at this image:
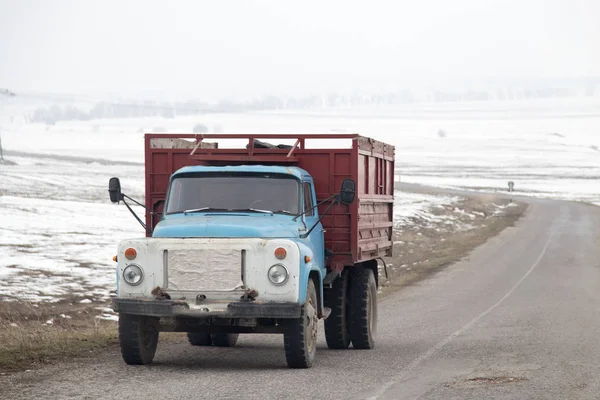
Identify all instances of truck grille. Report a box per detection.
[166,249,243,291]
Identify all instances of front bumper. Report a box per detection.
[112,298,302,319]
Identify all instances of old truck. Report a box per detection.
[109,133,394,368]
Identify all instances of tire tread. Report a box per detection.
[324,271,350,349]
[348,267,376,349]
[118,314,158,365]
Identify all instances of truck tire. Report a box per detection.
[348,267,377,349]
[118,314,159,365]
[324,270,351,349]
[187,332,212,346]
[211,333,239,347]
[283,279,318,368]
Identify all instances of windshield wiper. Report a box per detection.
[182,207,229,214]
[230,208,274,214]
[181,207,283,215]
[275,210,296,216]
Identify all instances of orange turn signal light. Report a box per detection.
[112,255,118,262]
[304,255,311,263]
[124,248,137,260]
[274,247,287,260]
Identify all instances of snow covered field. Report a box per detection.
[0,155,145,302]
[0,98,598,302]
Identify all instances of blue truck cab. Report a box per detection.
[153,165,327,309]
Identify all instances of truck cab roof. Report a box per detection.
[172,165,311,181]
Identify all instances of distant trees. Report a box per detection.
[25,81,600,126]
[29,100,210,125]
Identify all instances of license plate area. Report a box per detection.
[166,249,243,291]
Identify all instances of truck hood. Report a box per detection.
[152,214,302,238]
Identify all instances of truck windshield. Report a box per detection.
[165,174,301,215]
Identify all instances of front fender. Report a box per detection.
[299,263,323,312]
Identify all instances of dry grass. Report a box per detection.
[0,301,118,373]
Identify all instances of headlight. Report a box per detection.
[123,264,143,286]
[268,264,289,285]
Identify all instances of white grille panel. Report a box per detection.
[167,249,243,291]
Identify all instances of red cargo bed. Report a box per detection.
[144,134,394,268]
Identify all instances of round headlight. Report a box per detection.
[123,264,143,286]
[268,264,289,285]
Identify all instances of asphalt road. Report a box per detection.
[3,198,600,400]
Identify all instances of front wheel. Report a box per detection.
[348,267,377,349]
[118,314,159,365]
[283,279,318,368]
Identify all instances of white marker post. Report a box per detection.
[508,181,515,203]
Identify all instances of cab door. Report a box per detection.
[302,179,325,270]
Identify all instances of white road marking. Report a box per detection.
[369,232,555,399]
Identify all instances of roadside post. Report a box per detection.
[508,181,514,203]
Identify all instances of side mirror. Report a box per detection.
[108,177,123,203]
[339,179,356,205]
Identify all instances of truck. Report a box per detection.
[109,133,395,368]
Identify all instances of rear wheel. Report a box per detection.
[118,314,159,365]
[348,267,377,349]
[187,332,212,346]
[324,270,351,349]
[283,279,318,368]
[211,333,239,347]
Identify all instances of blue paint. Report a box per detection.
[296,242,325,305]
[153,165,328,308]
[153,213,300,238]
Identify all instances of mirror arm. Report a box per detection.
[121,194,158,216]
[293,194,336,222]
[121,197,152,235]
[300,199,336,239]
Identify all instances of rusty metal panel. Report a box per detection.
[356,200,394,260]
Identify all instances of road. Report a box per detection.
[3,198,600,400]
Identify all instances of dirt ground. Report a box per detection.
[0,191,527,374]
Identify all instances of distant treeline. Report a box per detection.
[29,85,600,125]
[31,100,210,125]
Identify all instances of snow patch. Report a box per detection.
[96,314,119,322]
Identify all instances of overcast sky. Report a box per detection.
[1,0,599,100]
